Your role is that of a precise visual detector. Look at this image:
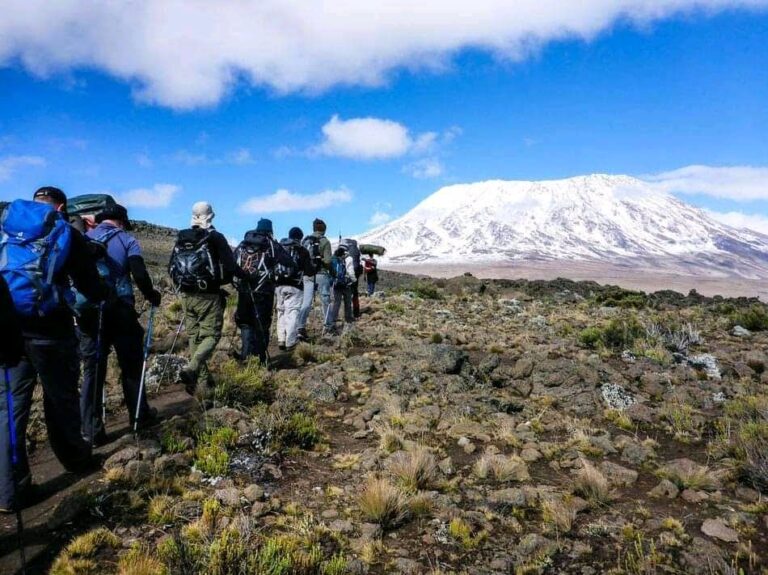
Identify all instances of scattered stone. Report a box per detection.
[649,479,679,499]
[438,456,454,476]
[701,518,738,543]
[731,325,752,338]
[520,448,542,462]
[682,489,708,504]
[600,383,636,410]
[600,461,638,487]
[242,484,265,502]
[687,354,721,380]
[215,487,242,507]
[125,460,153,483]
[47,489,89,530]
[104,446,140,470]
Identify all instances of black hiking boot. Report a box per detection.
[180,369,197,395]
[297,328,308,342]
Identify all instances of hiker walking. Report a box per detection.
[234,219,293,365]
[324,245,357,334]
[364,255,379,295]
[297,218,332,341]
[77,204,162,445]
[170,202,236,396]
[0,188,108,512]
[275,227,313,351]
[339,238,363,318]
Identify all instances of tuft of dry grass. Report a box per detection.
[540,497,577,535]
[388,446,438,492]
[357,477,408,529]
[574,460,611,505]
[473,450,530,483]
[117,546,168,575]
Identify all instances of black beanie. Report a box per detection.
[313,218,326,233]
[289,227,303,240]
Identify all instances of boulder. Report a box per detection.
[701,518,738,543]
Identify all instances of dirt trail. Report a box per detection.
[0,387,196,575]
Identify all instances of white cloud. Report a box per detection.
[118,183,180,208]
[404,157,444,179]
[0,155,46,181]
[173,150,209,166]
[369,210,393,226]
[707,210,768,236]
[227,148,255,165]
[4,1,762,109]
[241,188,352,214]
[645,165,768,201]
[315,115,414,160]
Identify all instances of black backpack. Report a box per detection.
[275,240,302,285]
[235,232,275,292]
[169,228,220,292]
[340,238,363,278]
[302,235,324,274]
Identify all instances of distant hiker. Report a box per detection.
[0,190,108,511]
[339,238,363,318]
[77,204,162,445]
[324,245,356,334]
[364,255,379,295]
[276,227,313,351]
[234,218,293,365]
[297,218,332,341]
[170,202,236,396]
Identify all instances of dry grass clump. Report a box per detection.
[117,546,168,575]
[148,494,176,525]
[388,446,438,492]
[50,528,121,574]
[357,477,408,529]
[473,450,530,483]
[573,460,611,505]
[448,517,486,550]
[540,497,577,535]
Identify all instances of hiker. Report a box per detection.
[77,204,162,445]
[170,202,236,396]
[234,218,293,365]
[324,245,357,334]
[276,227,313,351]
[297,218,332,341]
[0,189,108,511]
[340,238,363,318]
[364,255,379,295]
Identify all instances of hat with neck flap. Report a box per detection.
[191,201,215,229]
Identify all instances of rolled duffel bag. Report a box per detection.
[359,243,386,256]
[66,193,117,231]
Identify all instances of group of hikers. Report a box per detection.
[0,187,380,515]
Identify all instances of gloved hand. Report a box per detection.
[147,289,162,308]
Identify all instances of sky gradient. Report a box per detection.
[0,2,766,243]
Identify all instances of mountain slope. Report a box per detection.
[358,175,768,278]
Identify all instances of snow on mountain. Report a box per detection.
[357,174,768,277]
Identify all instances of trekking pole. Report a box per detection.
[133,306,156,436]
[4,367,27,575]
[90,302,105,447]
[153,315,185,392]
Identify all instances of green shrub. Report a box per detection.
[214,358,274,407]
[578,327,603,349]
[281,413,322,450]
[731,304,768,331]
[194,427,238,476]
[601,316,643,350]
[410,281,443,300]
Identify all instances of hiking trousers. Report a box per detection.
[275,285,303,348]
[326,284,354,329]
[1,336,91,509]
[181,292,225,385]
[298,274,331,330]
[79,302,152,441]
[239,292,274,366]
[367,280,377,296]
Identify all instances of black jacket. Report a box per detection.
[0,275,23,367]
[277,238,313,289]
[169,226,236,294]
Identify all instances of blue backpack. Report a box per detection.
[331,254,348,289]
[73,228,134,313]
[0,199,73,317]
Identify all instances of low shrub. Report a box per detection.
[214,358,274,407]
[731,304,768,331]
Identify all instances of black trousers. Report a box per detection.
[78,302,151,440]
[237,291,274,366]
[1,336,91,508]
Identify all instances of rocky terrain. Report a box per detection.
[2,227,768,574]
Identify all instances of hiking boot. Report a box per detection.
[297,328,308,342]
[180,369,197,395]
[278,342,286,351]
[135,407,159,430]
[285,343,297,353]
[83,428,109,448]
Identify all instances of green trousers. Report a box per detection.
[182,292,225,385]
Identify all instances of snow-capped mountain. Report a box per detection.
[358,175,768,278]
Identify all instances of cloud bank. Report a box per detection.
[707,210,768,235]
[0,155,45,181]
[1,1,765,109]
[241,188,352,214]
[646,165,768,201]
[118,183,181,209]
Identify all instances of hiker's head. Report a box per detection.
[96,204,133,231]
[288,227,303,241]
[191,201,215,229]
[256,218,273,236]
[335,246,348,258]
[313,218,327,234]
[33,186,67,211]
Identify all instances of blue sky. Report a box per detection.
[0,2,767,242]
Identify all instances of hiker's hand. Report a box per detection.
[148,289,162,307]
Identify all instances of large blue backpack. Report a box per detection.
[73,228,134,314]
[0,199,73,317]
[330,254,348,289]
